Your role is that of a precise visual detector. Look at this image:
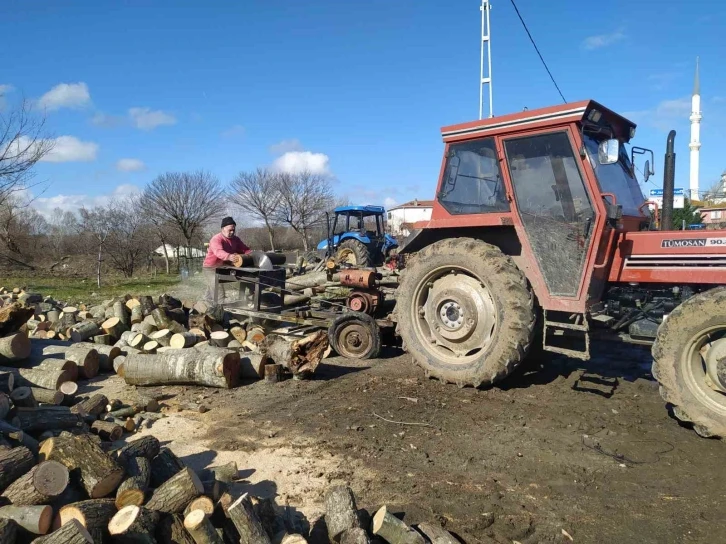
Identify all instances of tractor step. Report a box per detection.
[543,311,590,360]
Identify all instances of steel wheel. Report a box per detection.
[328,312,381,360]
[411,266,497,364]
[337,247,357,266]
[681,326,726,418]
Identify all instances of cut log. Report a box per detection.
[184,496,215,518]
[151,308,171,330]
[0,303,36,337]
[209,331,230,347]
[0,504,53,534]
[70,321,100,343]
[92,333,113,345]
[46,310,61,323]
[151,447,185,487]
[129,332,148,349]
[43,344,99,380]
[171,332,198,349]
[10,387,37,407]
[39,433,124,498]
[252,496,285,539]
[31,359,79,382]
[227,493,271,544]
[55,499,117,541]
[113,355,126,376]
[90,420,123,441]
[59,381,78,397]
[184,509,224,544]
[106,398,122,412]
[62,306,79,315]
[158,513,195,544]
[0,447,35,494]
[0,332,31,363]
[130,305,144,326]
[115,456,150,508]
[113,301,130,327]
[117,435,161,464]
[325,485,361,542]
[114,330,136,348]
[30,518,93,543]
[416,522,459,544]
[247,326,266,345]
[0,518,17,543]
[102,317,128,340]
[123,350,240,389]
[229,326,247,344]
[31,387,64,405]
[142,340,160,354]
[93,344,120,373]
[139,296,155,317]
[209,461,238,483]
[227,340,242,349]
[0,392,9,418]
[339,528,370,544]
[108,405,141,418]
[132,322,157,336]
[1,461,69,505]
[275,535,309,544]
[109,505,159,544]
[264,364,283,384]
[71,394,109,416]
[371,506,424,544]
[12,407,83,432]
[53,312,76,336]
[126,298,141,311]
[260,330,328,375]
[150,328,172,347]
[146,467,204,514]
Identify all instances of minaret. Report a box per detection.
[689,57,701,201]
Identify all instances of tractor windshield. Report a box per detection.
[583,135,645,216]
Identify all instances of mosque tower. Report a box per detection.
[689,57,701,201]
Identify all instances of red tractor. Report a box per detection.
[394,100,726,438]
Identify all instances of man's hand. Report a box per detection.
[230,254,244,267]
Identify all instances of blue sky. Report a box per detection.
[1,0,724,218]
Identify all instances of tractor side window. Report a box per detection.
[438,138,510,215]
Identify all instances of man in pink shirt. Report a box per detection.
[203,216,252,303]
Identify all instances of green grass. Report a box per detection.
[0,274,181,305]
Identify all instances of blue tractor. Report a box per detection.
[317,205,398,267]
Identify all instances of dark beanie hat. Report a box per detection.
[221,216,236,228]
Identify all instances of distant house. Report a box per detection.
[155,244,206,258]
[699,206,726,229]
[387,199,434,237]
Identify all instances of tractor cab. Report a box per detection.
[317,205,398,267]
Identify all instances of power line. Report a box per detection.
[508,0,567,104]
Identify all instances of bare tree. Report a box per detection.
[229,168,281,250]
[79,206,112,287]
[0,98,54,205]
[138,194,178,274]
[142,170,224,256]
[0,195,47,269]
[275,171,334,250]
[104,197,156,278]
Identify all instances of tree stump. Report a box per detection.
[115,456,151,508]
[325,485,361,542]
[39,433,124,498]
[0,332,31,363]
[227,493,271,544]
[184,509,224,544]
[371,506,424,544]
[32,518,93,543]
[1,461,69,505]
[90,420,123,441]
[0,446,35,494]
[123,350,240,388]
[55,499,117,542]
[0,504,52,534]
[146,467,204,514]
[151,447,185,487]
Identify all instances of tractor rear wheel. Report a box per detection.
[395,238,535,387]
[652,287,726,438]
[336,239,372,267]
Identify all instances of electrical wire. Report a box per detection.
[508,0,567,104]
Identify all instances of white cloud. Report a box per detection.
[0,84,14,110]
[91,112,125,128]
[383,197,397,209]
[128,107,177,130]
[116,158,145,172]
[270,139,303,155]
[582,29,625,50]
[30,184,142,218]
[38,82,91,111]
[272,150,330,175]
[623,96,692,131]
[42,136,98,162]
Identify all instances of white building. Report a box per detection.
[689,57,702,202]
[387,199,434,237]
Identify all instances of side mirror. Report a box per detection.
[643,159,651,182]
[598,139,620,165]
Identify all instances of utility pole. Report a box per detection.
[479,0,494,119]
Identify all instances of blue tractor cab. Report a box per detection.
[317,205,398,267]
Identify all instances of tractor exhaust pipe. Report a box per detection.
[661,130,676,231]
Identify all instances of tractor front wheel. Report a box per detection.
[395,238,535,387]
[652,287,726,438]
[336,239,372,267]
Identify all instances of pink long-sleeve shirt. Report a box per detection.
[203,233,251,268]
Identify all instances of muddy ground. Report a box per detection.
[86,339,725,544]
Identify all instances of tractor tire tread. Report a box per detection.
[337,239,372,267]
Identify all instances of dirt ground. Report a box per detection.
[85,338,726,544]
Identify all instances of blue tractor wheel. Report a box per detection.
[336,239,372,267]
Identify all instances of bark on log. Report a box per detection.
[123,350,240,389]
[339,528,370,544]
[55,499,117,541]
[93,334,113,345]
[53,312,77,335]
[30,518,93,543]
[113,301,130,328]
[31,387,64,405]
[42,344,99,380]
[132,322,157,336]
[114,330,135,348]
[416,522,459,544]
[260,331,328,375]
[151,448,185,488]
[151,329,172,347]
[109,505,159,544]
[113,355,126,376]
[90,420,123,441]
[209,461,238,483]
[12,407,83,432]
[371,506,424,544]
[139,296,156,317]
[10,386,36,408]
[0,303,36,337]
[129,332,148,349]
[0,504,53,534]
[108,405,141,419]
[0,447,35,494]
[170,332,198,349]
[115,456,150,508]
[209,331,229,347]
[0,518,17,543]
[157,513,195,544]
[184,509,224,544]
[70,321,100,343]
[102,317,128,340]
[39,433,124,498]
[325,486,361,542]
[117,435,161,464]
[0,332,31,363]
[146,467,204,514]
[0,370,11,393]
[264,364,283,384]
[28,358,79,381]
[71,394,109,416]
[93,345,120,373]
[130,305,144,325]
[229,326,247,344]
[227,493,271,544]
[0,461,69,505]
[46,310,61,323]
[0,391,9,418]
